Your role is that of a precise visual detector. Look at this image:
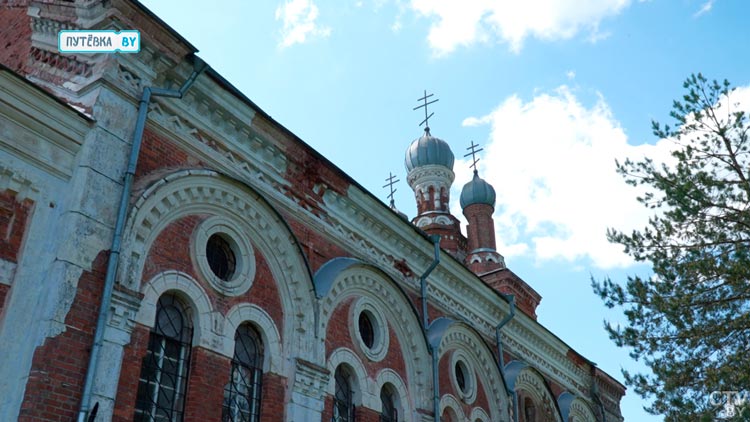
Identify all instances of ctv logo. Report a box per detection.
[710,391,749,419]
[59,30,140,53]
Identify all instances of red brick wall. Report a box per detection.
[183,347,232,421]
[141,214,286,332]
[135,129,192,180]
[463,203,496,252]
[113,323,150,422]
[18,250,108,422]
[259,373,286,422]
[0,190,33,263]
[0,3,32,74]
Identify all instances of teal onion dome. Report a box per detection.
[405,131,455,172]
[460,171,496,208]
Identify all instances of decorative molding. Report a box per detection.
[191,215,257,297]
[136,271,220,353]
[327,347,376,409]
[119,170,316,361]
[223,303,284,375]
[438,394,464,421]
[318,265,432,411]
[437,324,507,421]
[293,358,330,401]
[376,368,415,422]
[514,368,563,422]
[569,397,597,422]
[108,289,140,334]
[0,258,17,286]
[349,296,389,362]
[449,349,477,405]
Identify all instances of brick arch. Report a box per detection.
[314,258,432,414]
[375,368,414,422]
[439,394,465,421]
[327,347,373,408]
[136,270,214,349]
[118,169,316,362]
[558,392,597,422]
[434,321,510,422]
[223,303,283,375]
[469,406,490,422]
[506,361,563,422]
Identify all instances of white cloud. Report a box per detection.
[452,86,676,269]
[694,0,715,17]
[409,0,631,55]
[566,70,576,80]
[275,0,331,48]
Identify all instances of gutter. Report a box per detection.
[77,56,207,422]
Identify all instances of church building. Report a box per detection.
[0,1,625,421]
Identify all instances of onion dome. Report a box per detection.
[405,131,455,172]
[460,171,496,208]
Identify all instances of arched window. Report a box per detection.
[379,385,398,422]
[333,366,355,422]
[523,397,537,422]
[223,324,264,422]
[134,294,192,421]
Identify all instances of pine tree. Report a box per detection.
[593,74,750,422]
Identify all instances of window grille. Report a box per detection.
[379,387,398,422]
[333,366,355,422]
[222,324,264,422]
[134,294,192,422]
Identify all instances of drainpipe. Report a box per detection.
[495,294,516,422]
[417,235,441,421]
[77,56,207,422]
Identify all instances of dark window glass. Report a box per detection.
[333,366,355,422]
[455,361,466,393]
[524,397,536,422]
[207,234,236,281]
[222,324,264,422]
[379,387,398,422]
[134,294,192,422]
[358,312,374,349]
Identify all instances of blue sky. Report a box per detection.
[139,1,750,420]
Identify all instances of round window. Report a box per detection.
[206,233,237,281]
[350,298,389,361]
[455,361,467,393]
[358,311,375,349]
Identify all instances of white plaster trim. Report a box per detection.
[449,350,477,405]
[223,303,283,375]
[0,258,17,286]
[191,215,256,296]
[119,170,316,363]
[375,368,414,422]
[569,397,597,422]
[439,394,465,421]
[136,271,219,353]
[327,347,376,409]
[514,367,563,422]
[437,324,507,421]
[469,407,490,422]
[349,296,389,362]
[318,264,432,411]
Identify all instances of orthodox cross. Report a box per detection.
[383,172,400,208]
[413,90,438,133]
[464,141,483,174]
